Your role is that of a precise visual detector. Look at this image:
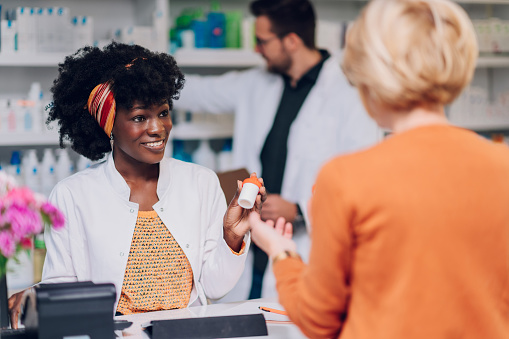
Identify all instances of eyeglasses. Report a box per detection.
[255,36,279,47]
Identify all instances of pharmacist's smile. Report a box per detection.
[141,138,166,151]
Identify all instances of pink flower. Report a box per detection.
[0,231,15,257]
[33,193,46,209]
[5,187,36,208]
[4,203,42,240]
[19,237,32,249]
[0,171,65,263]
[41,202,65,230]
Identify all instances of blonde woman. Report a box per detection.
[248,0,509,338]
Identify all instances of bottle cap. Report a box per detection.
[10,151,21,165]
[242,177,262,189]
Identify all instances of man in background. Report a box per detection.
[174,0,379,300]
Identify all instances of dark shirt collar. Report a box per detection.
[283,49,331,88]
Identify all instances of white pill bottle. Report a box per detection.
[238,176,262,209]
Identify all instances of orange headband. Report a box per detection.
[87,58,147,136]
[87,82,116,138]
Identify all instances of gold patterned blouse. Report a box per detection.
[116,210,193,315]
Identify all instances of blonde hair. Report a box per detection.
[342,0,478,110]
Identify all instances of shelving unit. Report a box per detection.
[174,49,264,68]
[452,120,509,131]
[0,50,506,69]
[0,54,66,67]
[171,121,234,140]
[476,55,509,67]
[456,0,509,4]
[0,0,507,151]
[0,131,59,146]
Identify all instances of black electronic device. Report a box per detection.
[30,281,116,339]
[146,313,268,339]
[113,319,132,331]
[0,327,35,338]
[0,275,9,328]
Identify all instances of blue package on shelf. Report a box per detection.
[192,19,208,48]
[207,12,225,48]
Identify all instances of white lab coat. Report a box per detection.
[174,53,380,299]
[42,153,250,310]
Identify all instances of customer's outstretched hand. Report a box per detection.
[249,212,296,258]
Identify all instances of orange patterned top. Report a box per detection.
[116,210,193,315]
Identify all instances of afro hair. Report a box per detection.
[48,42,185,161]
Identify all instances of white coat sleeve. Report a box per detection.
[198,174,251,300]
[336,95,380,155]
[174,71,249,114]
[298,87,380,231]
[41,183,80,284]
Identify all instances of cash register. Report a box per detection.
[1,281,118,339]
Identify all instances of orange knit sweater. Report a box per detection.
[116,210,193,314]
[274,125,509,339]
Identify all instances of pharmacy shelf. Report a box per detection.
[0,124,232,145]
[0,49,263,68]
[0,53,67,67]
[173,50,509,68]
[317,0,509,3]
[451,120,509,131]
[0,51,507,69]
[455,0,509,4]
[476,55,509,67]
[173,49,265,68]
[0,131,60,146]
[171,122,233,140]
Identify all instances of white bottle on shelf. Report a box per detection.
[40,148,57,197]
[22,149,41,193]
[0,20,17,54]
[16,7,29,53]
[6,100,16,133]
[242,17,255,50]
[193,139,216,171]
[15,100,25,133]
[55,148,74,182]
[7,151,23,186]
[72,16,94,50]
[0,99,8,133]
[28,82,43,133]
[55,7,72,53]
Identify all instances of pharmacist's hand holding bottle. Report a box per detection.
[223,173,267,253]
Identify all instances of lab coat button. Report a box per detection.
[120,252,124,257]
[186,244,189,248]
[130,209,134,213]
[160,207,164,212]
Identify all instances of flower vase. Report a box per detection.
[0,256,9,328]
